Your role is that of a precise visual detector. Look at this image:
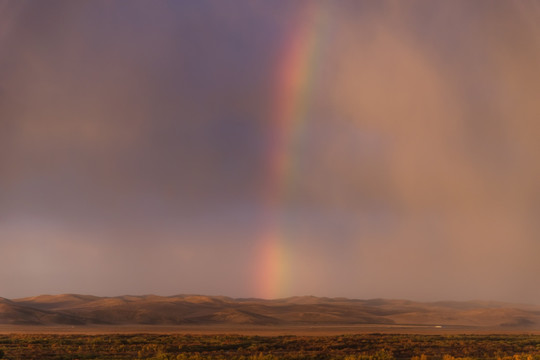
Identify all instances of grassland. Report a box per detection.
[1,333,540,360]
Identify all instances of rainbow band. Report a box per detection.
[255,4,327,299]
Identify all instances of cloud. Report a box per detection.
[1,0,540,302]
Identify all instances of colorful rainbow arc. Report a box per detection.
[255,3,328,300]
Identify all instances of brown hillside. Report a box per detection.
[2,295,539,329]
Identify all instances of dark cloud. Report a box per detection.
[1,0,540,302]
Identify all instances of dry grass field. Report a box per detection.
[1,333,540,359]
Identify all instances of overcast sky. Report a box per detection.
[1,0,540,303]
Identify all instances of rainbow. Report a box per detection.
[254,3,329,299]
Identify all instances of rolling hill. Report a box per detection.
[1,295,539,329]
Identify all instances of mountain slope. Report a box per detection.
[1,295,539,328]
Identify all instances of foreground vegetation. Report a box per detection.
[0,333,540,360]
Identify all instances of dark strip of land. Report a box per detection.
[2,333,540,360]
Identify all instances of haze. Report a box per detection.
[1,0,540,303]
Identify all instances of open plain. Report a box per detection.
[1,295,540,359]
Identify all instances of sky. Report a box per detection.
[1,0,540,303]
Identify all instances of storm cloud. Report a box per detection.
[1,0,540,303]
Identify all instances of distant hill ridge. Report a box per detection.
[1,294,539,328]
